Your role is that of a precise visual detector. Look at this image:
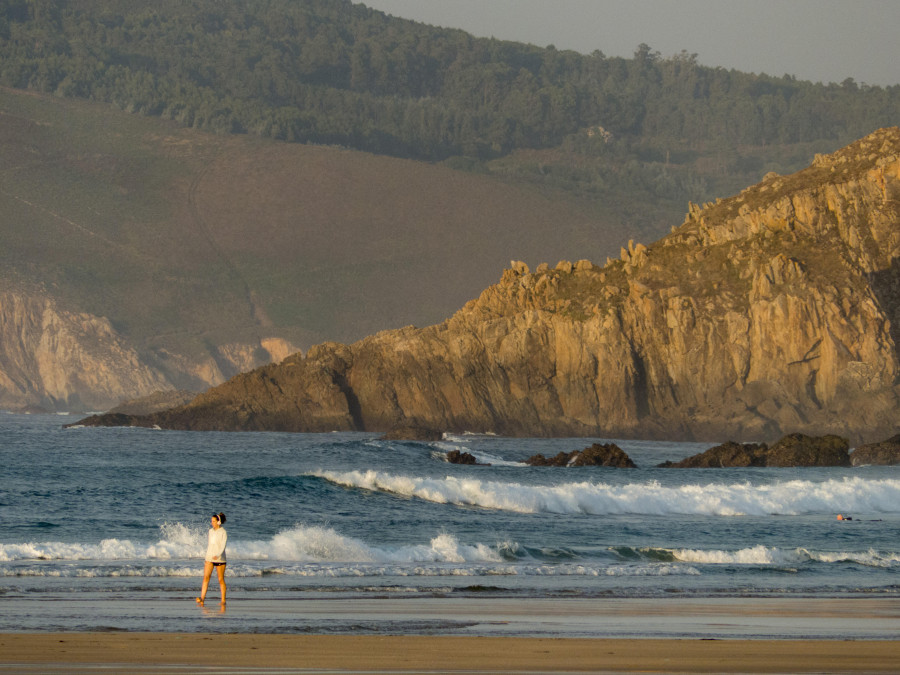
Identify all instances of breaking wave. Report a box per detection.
[307,470,900,516]
[0,522,503,565]
[666,545,900,568]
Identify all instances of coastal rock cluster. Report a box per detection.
[526,443,637,468]
[79,129,900,443]
[658,434,851,468]
[486,433,887,468]
[850,434,900,466]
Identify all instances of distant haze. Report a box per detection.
[362,0,900,87]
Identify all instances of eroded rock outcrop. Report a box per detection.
[850,434,900,465]
[765,433,850,467]
[527,443,636,468]
[662,435,849,468]
[80,129,900,442]
[446,449,480,465]
[659,441,768,468]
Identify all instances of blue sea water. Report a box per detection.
[1,413,899,636]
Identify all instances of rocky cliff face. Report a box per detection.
[0,289,297,412]
[0,290,168,411]
[94,128,900,443]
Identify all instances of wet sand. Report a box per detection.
[6,595,900,638]
[1,633,899,673]
[3,597,899,673]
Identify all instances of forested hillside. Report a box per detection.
[2,0,898,206]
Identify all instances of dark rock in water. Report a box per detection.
[447,449,479,465]
[525,452,566,466]
[765,433,850,467]
[661,434,849,468]
[658,441,768,468]
[850,434,900,466]
[382,425,443,441]
[107,389,197,416]
[527,443,636,468]
[65,412,144,428]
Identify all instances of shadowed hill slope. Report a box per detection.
[0,87,629,409]
[82,128,900,443]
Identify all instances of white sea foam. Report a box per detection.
[670,546,900,568]
[308,470,900,516]
[0,523,503,565]
[237,526,504,564]
[0,561,699,579]
[0,521,206,562]
[433,441,526,467]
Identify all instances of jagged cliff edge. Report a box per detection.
[80,128,900,443]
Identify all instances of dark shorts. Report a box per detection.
[211,562,226,567]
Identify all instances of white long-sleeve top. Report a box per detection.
[205,527,227,563]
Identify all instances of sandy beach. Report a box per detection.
[2,633,899,673]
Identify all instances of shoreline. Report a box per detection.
[2,633,899,673]
[4,595,900,639]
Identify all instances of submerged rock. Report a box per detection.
[527,443,636,468]
[850,434,900,466]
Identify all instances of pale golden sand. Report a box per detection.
[1,633,899,673]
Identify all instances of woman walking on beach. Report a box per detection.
[196,512,227,606]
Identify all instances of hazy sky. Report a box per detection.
[362,0,900,87]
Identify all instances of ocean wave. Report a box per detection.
[0,521,206,562]
[433,442,526,467]
[667,545,900,568]
[307,470,900,516]
[0,523,505,565]
[0,561,700,579]
[237,526,504,564]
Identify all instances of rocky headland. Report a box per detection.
[77,128,900,443]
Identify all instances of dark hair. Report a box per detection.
[213,512,226,525]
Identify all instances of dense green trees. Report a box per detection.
[1,0,897,164]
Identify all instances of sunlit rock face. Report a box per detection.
[0,289,298,413]
[85,129,900,443]
[0,290,169,411]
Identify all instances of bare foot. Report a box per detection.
[195,597,204,605]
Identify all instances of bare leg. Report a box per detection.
[216,564,227,604]
[196,561,213,604]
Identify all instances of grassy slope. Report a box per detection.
[0,87,638,359]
